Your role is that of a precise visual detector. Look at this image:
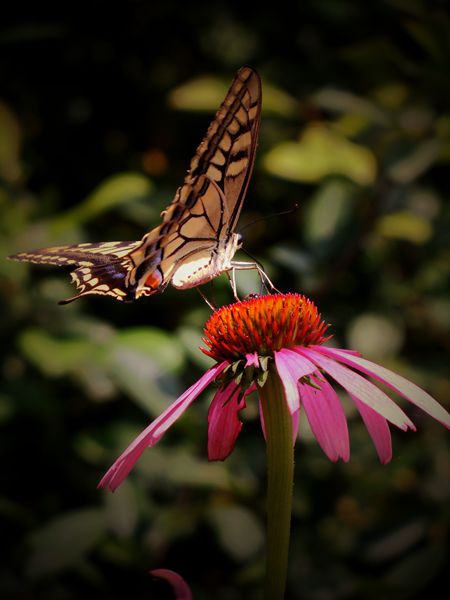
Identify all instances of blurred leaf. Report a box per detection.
[168,450,230,488]
[104,480,139,538]
[0,101,22,183]
[18,326,185,410]
[373,83,409,109]
[436,114,450,140]
[168,74,297,117]
[51,172,154,229]
[262,83,298,117]
[0,393,13,422]
[105,356,174,415]
[376,211,432,243]
[314,88,389,125]
[177,326,214,370]
[74,363,116,401]
[105,327,185,414]
[113,327,184,374]
[424,299,450,331]
[168,76,229,111]
[19,329,96,377]
[263,124,376,185]
[347,314,404,361]
[136,446,232,490]
[333,112,374,137]
[388,139,441,183]
[383,544,446,593]
[269,245,313,276]
[27,508,106,579]
[148,505,197,548]
[363,520,427,563]
[404,19,445,62]
[304,179,355,247]
[208,505,264,561]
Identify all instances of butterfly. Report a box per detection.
[8,66,271,305]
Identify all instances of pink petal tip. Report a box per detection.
[150,569,193,600]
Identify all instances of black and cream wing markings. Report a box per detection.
[11,241,143,304]
[8,66,262,303]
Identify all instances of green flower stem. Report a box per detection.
[259,365,294,600]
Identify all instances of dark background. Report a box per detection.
[1,1,449,598]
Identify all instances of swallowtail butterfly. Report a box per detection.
[9,66,265,304]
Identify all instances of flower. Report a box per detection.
[150,569,192,600]
[99,293,450,492]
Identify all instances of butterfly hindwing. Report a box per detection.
[63,260,136,304]
[10,241,141,303]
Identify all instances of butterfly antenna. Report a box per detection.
[238,202,299,235]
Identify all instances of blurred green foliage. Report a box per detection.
[1,2,450,599]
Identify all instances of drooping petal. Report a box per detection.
[314,346,450,429]
[150,569,192,600]
[273,348,316,415]
[350,393,392,464]
[99,362,228,491]
[334,348,362,356]
[208,381,246,461]
[296,348,415,431]
[299,376,350,462]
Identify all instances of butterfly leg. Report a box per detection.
[226,269,241,301]
[256,265,281,294]
[228,261,281,298]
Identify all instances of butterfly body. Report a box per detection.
[169,232,242,290]
[9,66,261,304]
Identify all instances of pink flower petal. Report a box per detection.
[350,393,392,464]
[314,346,450,429]
[291,408,300,441]
[296,348,415,431]
[299,375,350,462]
[273,348,316,415]
[150,569,192,600]
[99,362,227,491]
[208,381,246,461]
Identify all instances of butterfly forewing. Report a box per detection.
[11,241,141,267]
[165,65,261,236]
[134,66,261,292]
[8,66,262,302]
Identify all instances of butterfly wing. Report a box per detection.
[131,65,262,294]
[177,64,261,235]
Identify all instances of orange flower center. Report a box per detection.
[201,293,330,362]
